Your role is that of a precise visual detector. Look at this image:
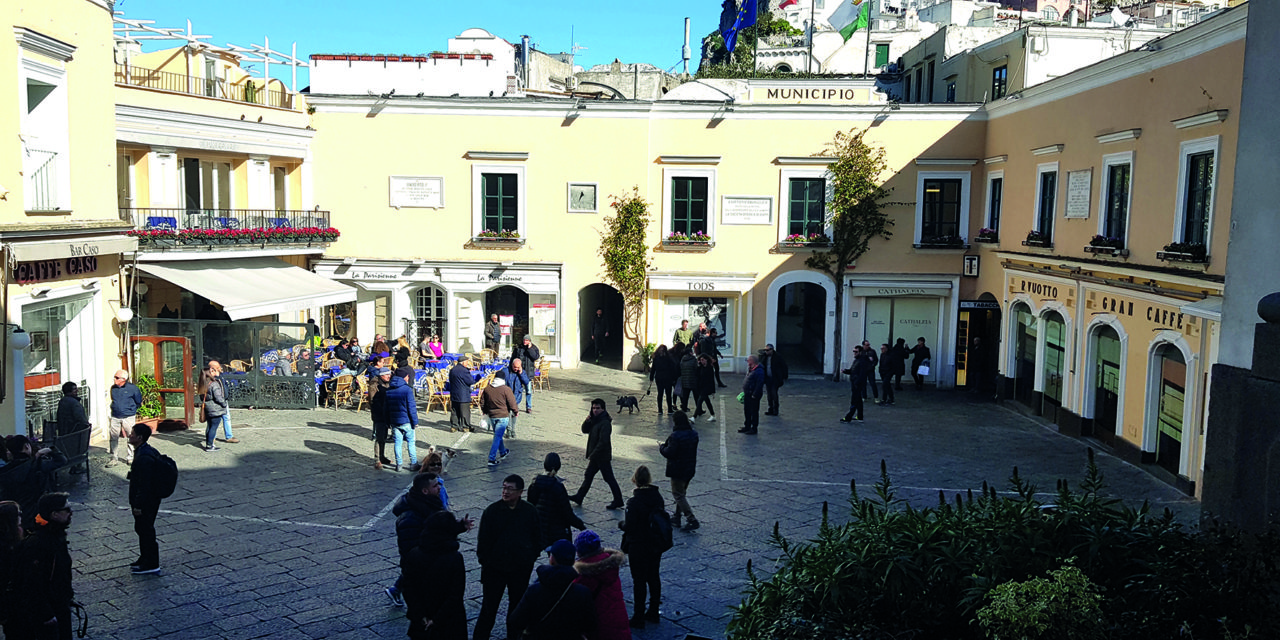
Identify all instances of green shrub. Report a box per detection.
[640,343,658,372]
[134,374,164,419]
[727,452,1280,640]
[977,562,1103,640]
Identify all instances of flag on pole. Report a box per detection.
[720,0,759,54]
[828,0,870,42]
[779,0,800,8]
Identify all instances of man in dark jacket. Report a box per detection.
[889,338,910,391]
[677,347,698,413]
[474,474,542,640]
[527,453,585,548]
[15,492,74,640]
[0,436,66,529]
[404,512,469,640]
[387,473,474,608]
[739,355,765,435]
[510,335,541,413]
[107,369,143,467]
[369,367,393,469]
[448,359,475,432]
[910,337,932,391]
[484,313,501,352]
[878,344,896,406]
[584,307,608,364]
[128,424,166,574]
[568,399,624,509]
[507,540,595,640]
[702,328,727,387]
[384,367,420,472]
[760,344,789,416]
[860,340,880,401]
[54,382,88,438]
[648,345,679,415]
[660,411,700,531]
[841,346,876,422]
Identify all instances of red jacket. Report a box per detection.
[573,549,631,640]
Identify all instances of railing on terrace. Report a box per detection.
[24,147,58,211]
[123,208,336,249]
[114,64,297,110]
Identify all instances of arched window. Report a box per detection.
[775,63,793,73]
[414,285,447,343]
[1042,5,1060,20]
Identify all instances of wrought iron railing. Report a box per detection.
[123,208,337,249]
[114,64,297,110]
[24,147,58,211]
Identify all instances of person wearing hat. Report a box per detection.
[507,539,595,640]
[369,367,395,469]
[571,530,630,639]
[447,358,475,432]
[474,474,541,640]
[527,453,586,548]
[385,366,421,472]
[14,492,74,640]
[510,335,540,414]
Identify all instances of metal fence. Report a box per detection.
[126,208,332,231]
[115,64,296,110]
[131,318,317,410]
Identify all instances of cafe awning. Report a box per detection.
[136,257,357,321]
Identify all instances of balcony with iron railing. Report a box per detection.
[114,64,299,110]
[24,147,59,212]
[123,208,338,250]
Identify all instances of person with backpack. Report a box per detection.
[527,453,586,547]
[619,465,670,629]
[128,423,174,575]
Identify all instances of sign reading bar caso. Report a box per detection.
[389,176,445,209]
[1065,169,1092,219]
[721,196,773,225]
[8,236,137,263]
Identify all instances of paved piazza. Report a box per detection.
[65,365,1197,639]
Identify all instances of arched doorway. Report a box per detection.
[410,284,447,346]
[775,282,826,374]
[485,285,528,354]
[1091,324,1122,439]
[958,293,1001,392]
[1040,310,1067,422]
[1152,343,1187,475]
[1012,303,1036,407]
[578,284,624,368]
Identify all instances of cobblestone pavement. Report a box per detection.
[61,365,1197,640]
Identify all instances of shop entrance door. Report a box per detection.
[1013,305,1037,407]
[864,297,939,384]
[1041,311,1066,422]
[130,336,194,429]
[1093,326,1122,439]
[1154,345,1187,474]
[776,282,826,375]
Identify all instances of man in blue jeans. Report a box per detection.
[507,359,530,438]
[480,371,519,467]
[510,335,540,413]
[384,366,420,472]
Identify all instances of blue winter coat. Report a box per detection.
[383,376,418,428]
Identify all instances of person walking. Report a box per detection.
[507,358,529,438]
[527,452,586,548]
[739,355,765,435]
[106,369,143,467]
[404,511,469,640]
[569,399,625,510]
[841,346,875,423]
[572,530,631,639]
[511,336,541,413]
[585,307,609,363]
[860,340,879,401]
[508,540,596,640]
[480,371,518,468]
[197,365,229,452]
[484,313,502,352]
[660,411,700,531]
[691,354,717,423]
[474,474,542,640]
[677,346,698,413]
[385,366,421,472]
[878,344,896,406]
[760,344,789,416]
[369,367,394,469]
[890,338,910,391]
[128,424,167,575]
[14,492,74,640]
[388,473,474,609]
[910,337,932,391]
[620,466,667,628]
[448,358,475,432]
[648,345,679,415]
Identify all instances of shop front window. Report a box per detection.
[528,294,558,357]
[863,297,939,380]
[1014,305,1036,406]
[22,295,93,384]
[665,297,733,356]
[1042,311,1066,421]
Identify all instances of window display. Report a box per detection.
[665,297,733,355]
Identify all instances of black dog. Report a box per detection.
[615,396,640,414]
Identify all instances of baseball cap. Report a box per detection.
[547,539,575,564]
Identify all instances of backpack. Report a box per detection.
[155,453,179,500]
[649,508,674,553]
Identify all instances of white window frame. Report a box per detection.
[247,156,272,210]
[1096,151,1134,245]
[914,170,971,244]
[662,166,718,241]
[984,170,1004,231]
[777,167,832,243]
[471,164,527,237]
[18,46,72,211]
[1171,135,1220,252]
[1034,162,1060,238]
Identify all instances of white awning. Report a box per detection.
[136,257,356,320]
[1181,296,1223,322]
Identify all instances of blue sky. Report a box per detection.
[114,0,727,88]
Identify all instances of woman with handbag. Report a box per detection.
[197,365,230,452]
[909,337,932,391]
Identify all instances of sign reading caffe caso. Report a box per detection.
[14,256,104,284]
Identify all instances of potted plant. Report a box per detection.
[474,230,522,243]
[1085,235,1128,256]
[135,374,165,427]
[782,232,831,247]
[1023,229,1052,248]
[664,231,711,245]
[975,228,999,243]
[916,234,967,249]
[1158,241,1208,263]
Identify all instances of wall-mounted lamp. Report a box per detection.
[115,307,135,324]
[31,288,51,299]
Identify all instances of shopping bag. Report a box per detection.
[736,392,746,404]
[917,359,931,376]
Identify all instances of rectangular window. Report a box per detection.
[904,72,912,102]
[991,65,1008,100]
[987,176,1003,231]
[1102,163,1130,241]
[671,177,709,236]
[921,178,962,240]
[481,173,519,233]
[946,82,956,103]
[1037,169,1057,235]
[1182,151,1213,245]
[926,60,935,102]
[915,71,923,104]
[273,166,288,211]
[875,44,890,67]
[787,178,826,237]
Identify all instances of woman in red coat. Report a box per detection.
[572,530,631,640]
